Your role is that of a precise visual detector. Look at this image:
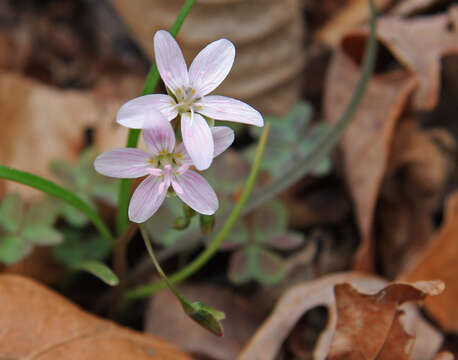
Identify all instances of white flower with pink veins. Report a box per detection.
[116,30,264,171]
[94,113,234,223]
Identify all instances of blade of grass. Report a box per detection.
[123,123,270,301]
[117,0,196,235]
[0,165,113,242]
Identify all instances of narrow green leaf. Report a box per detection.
[0,165,113,243]
[0,234,31,264]
[0,193,24,233]
[72,260,119,286]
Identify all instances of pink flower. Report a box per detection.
[116,30,263,171]
[94,113,234,223]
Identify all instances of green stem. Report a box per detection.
[116,0,197,235]
[139,225,184,302]
[0,165,113,242]
[123,123,270,301]
[243,0,378,214]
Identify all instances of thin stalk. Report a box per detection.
[139,225,183,301]
[116,0,197,234]
[243,0,378,214]
[123,123,270,301]
[0,165,113,243]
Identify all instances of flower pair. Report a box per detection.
[95,30,263,223]
[116,30,263,170]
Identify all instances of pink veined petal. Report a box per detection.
[128,175,167,223]
[94,148,151,179]
[173,170,218,215]
[197,95,264,127]
[174,126,233,164]
[181,112,214,171]
[212,126,234,157]
[154,30,189,96]
[143,115,176,155]
[116,95,177,129]
[189,39,235,96]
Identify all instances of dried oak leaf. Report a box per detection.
[0,274,191,360]
[239,272,444,360]
[400,190,458,333]
[390,0,445,16]
[0,72,125,200]
[327,281,444,359]
[315,0,394,46]
[376,6,458,110]
[145,284,264,360]
[324,45,417,270]
[377,119,455,276]
[347,6,458,110]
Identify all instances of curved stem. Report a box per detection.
[117,0,197,234]
[123,123,270,301]
[243,0,378,214]
[0,165,113,242]
[139,225,183,301]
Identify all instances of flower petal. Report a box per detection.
[128,176,167,223]
[198,95,263,127]
[212,126,234,157]
[154,30,189,95]
[94,149,151,178]
[173,170,218,215]
[189,39,235,96]
[116,94,177,129]
[175,126,233,164]
[181,112,214,170]
[143,115,176,155]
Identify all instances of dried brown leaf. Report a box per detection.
[378,120,455,276]
[145,284,264,360]
[328,281,443,359]
[435,352,455,360]
[391,0,444,16]
[378,6,458,109]
[0,72,124,200]
[324,46,417,270]
[0,274,191,359]
[239,273,443,360]
[400,190,458,332]
[315,0,394,46]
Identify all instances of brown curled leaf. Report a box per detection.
[0,274,191,360]
[400,190,458,332]
[327,281,444,359]
[239,272,443,360]
[0,72,124,201]
[324,46,417,271]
